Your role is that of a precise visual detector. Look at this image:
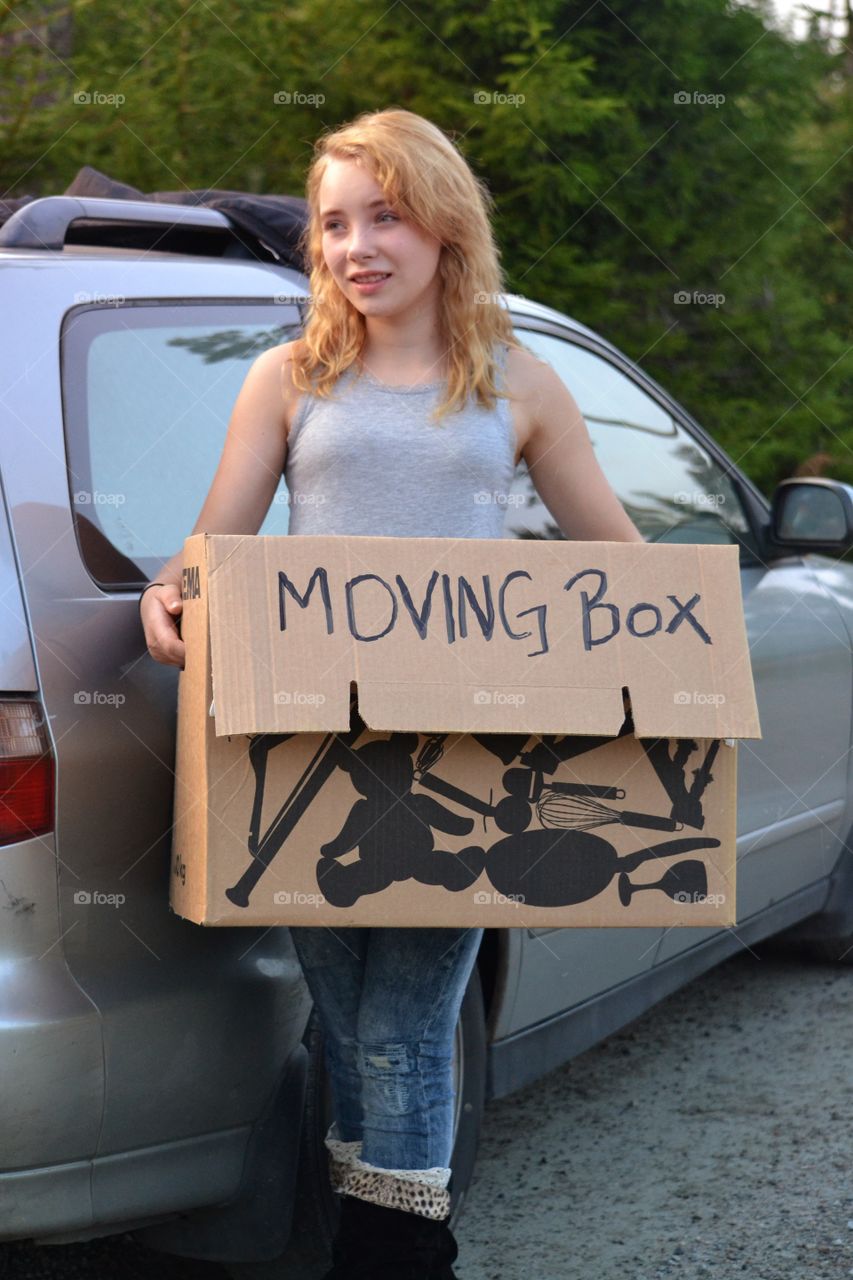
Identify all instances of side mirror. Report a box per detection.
[769,478,853,554]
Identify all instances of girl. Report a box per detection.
[142,107,643,1279]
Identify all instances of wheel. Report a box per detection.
[286,962,487,1268]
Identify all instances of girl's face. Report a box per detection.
[319,157,443,319]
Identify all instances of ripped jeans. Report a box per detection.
[288,925,483,1173]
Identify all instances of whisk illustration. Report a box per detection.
[414,734,684,835]
[536,786,684,833]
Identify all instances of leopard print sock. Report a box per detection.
[323,1122,452,1219]
[341,1151,452,1220]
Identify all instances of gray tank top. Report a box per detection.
[283,341,517,538]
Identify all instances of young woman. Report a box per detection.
[142,108,643,1279]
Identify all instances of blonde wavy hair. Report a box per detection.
[290,107,522,425]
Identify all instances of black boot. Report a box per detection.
[320,1192,366,1278]
[321,1192,459,1279]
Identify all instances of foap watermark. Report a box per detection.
[474,291,503,305]
[674,690,726,706]
[73,690,126,707]
[473,889,525,906]
[674,491,726,507]
[273,90,325,106]
[674,289,725,308]
[473,90,525,108]
[273,490,328,506]
[673,890,726,906]
[73,290,126,306]
[473,489,525,507]
[274,690,327,706]
[74,489,126,507]
[273,890,325,905]
[73,889,126,907]
[73,89,126,107]
[474,689,525,706]
[673,90,725,108]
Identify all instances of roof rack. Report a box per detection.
[0,196,232,252]
[0,170,309,270]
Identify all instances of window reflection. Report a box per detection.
[504,330,755,554]
[63,304,301,585]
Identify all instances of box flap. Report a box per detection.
[201,534,762,739]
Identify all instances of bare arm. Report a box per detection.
[519,354,645,543]
[142,343,295,666]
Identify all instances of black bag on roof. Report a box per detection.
[0,165,309,271]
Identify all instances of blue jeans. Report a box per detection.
[289,925,483,1172]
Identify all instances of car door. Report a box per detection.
[56,290,313,1156]
[501,322,851,1028]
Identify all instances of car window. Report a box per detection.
[62,302,302,588]
[504,328,759,557]
[63,307,760,589]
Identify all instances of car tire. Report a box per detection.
[281,962,487,1271]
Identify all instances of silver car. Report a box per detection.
[1,195,852,1271]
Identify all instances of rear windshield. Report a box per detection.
[62,301,303,588]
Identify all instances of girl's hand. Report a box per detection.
[141,585,186,668]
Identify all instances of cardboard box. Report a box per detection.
[170,534,761,928]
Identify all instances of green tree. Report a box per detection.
[2,0,849,496]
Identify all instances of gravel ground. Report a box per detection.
[2,939,852,1280]
[459,940,853,1280]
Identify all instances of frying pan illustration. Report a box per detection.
[485,830,720,907]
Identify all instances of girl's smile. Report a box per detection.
[349,272,392,294]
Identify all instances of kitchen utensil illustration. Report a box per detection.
[413,739,720,907]
[641,737,721,829]
[536,790,684,833]
[519,724,720,830]
[228,701,724,912]
[414,743,682,836]
[516,709,636,776]
[486,832,721,906]
[617,859,708,907]
[225,690,366,908]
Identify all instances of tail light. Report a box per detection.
[0,700,54,844]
